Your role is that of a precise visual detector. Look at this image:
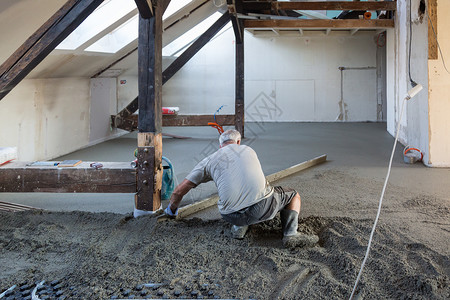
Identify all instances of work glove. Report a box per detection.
[164,205,178,217]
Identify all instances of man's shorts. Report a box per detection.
[221,186,298,226]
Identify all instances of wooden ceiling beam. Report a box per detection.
[242,1,397,12]
[244,19,394,29]
[134,0,154,18]
[228,0,244,44]
[0,0,105,102]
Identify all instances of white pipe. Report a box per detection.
[0,285,16,298]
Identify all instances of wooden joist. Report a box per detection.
[428,0,438,60]
[242,1,397,12]
[163,11,230,84]
[244,19,395,29]
[174,154,327,219]
[112,114,235,131]
[0,162,136,193]
[163,114,235,127]
[0,0,104,101]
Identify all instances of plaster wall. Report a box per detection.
[0,78,91,161]
[387,0,429,164]
[117,75,139,112]
[428,0,450,166]
[160,29,382,122]
[90,78,124,144]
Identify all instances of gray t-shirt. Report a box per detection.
[186,144,272,214]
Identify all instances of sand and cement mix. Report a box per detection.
[0,167,449,299]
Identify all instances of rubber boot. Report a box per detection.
[281,209,319,248]
[231,225,249,239]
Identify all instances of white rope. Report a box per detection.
[349,96,407,300]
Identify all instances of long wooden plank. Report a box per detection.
[265,154,327,182]
[176,195,219,219]
[244,19,395,29]
[0,0,105,101]
[243,1,397,12]
[176,154,327,219]
[0,162,136,193]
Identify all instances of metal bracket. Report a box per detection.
[136,146,155,210]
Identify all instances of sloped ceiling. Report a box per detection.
[0,0,62,64]
[0,0,222,79]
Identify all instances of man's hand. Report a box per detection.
[164,205,178,217]
[166,179,196,217]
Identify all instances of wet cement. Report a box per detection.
[1,122,449,213]
[1,122,449,299]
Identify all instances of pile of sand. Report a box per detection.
[0,210,448,299]
[1,167,449,299]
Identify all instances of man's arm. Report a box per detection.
[167,179,197,213]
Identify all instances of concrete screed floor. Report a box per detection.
[1,122,449,216]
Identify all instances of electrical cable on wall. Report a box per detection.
[408,0,418,87]
[349,84,423,300]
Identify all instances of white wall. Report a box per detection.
[117,75,138,112]
[428,0,450,166]
[387,0,430,165]
[0,77,124,161]
[90,78,123,143]
[161,28,382,122]
[0,78,90,161]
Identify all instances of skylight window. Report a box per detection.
[55,0,204,54]
[163,0,194,20]
[56,0,137,51]
[163,12,224,57]
[85,15,139,54]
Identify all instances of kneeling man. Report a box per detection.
[165,129,318,248]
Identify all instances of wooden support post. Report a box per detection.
[136,3,164,212]
[0,0,104,101]
[134,0,154,19]
[235,18,245,137]
[173,154,327,219]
